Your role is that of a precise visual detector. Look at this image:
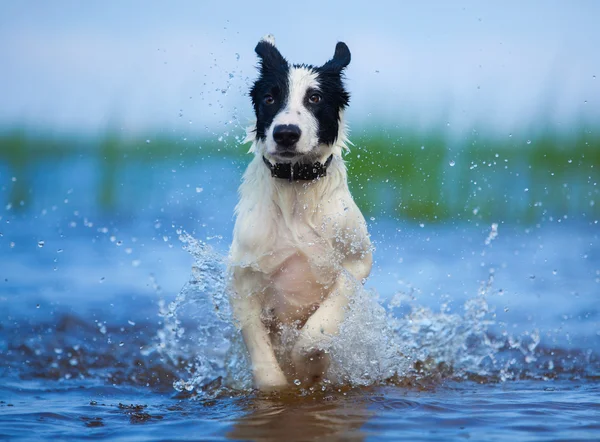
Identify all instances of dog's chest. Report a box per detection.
[251,193,347,275]
[264,252,331,324]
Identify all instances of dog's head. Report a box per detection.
[248,35,351,161]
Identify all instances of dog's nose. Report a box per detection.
[273,124,301,147]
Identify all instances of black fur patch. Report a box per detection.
[249,41,351,146]
[312,42,351,145]
[250,41,290,141]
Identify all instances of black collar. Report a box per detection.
[262,155,334,182]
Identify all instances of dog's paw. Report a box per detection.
[291,344,331,385]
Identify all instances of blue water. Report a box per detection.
[0,157,599,441]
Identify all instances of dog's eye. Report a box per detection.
[264,94,275,105]
[309,93,322,104]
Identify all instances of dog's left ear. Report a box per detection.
[321,42,351,73]
[255,35,288,73]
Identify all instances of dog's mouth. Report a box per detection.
[276,151,297,159]
[272,145,320,161]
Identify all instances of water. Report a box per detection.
[0,156,599,441]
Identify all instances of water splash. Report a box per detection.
[150,232,252,393]
[484,223,499,245]
[151,232,546,395]
[328,286,408,386]
[389,274,502,379]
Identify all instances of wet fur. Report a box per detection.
[228,35,372,390]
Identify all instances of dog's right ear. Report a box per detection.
[255,34,288,72]
[321,42,351,74]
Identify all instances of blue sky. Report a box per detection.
[1,1,599,137]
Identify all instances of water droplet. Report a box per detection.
[526,140,532,145]
[119,342,124,347]
[552,270,557,275]
[195,187,203,193]
[235,53,240,61]
[99,277,105,283]
[146,139,151,144]
[37,240,45,248]
[370,217,376,221]
[36,304,40,309]
[449,160,456,167]
[293,379,301,386]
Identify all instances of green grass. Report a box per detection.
[1,126,598,223]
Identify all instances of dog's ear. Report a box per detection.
[321,42,351,73]
[255,35,288,72]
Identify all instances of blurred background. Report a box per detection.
[0,2,598,347]
[1,1,599,222]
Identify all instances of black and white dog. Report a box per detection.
[228,35,372,390]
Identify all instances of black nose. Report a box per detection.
[273,124,301,147]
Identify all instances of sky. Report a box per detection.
[1,1,599,138]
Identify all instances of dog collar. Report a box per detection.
[262,155,333,182]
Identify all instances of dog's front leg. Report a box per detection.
[291,257,371,384]
[240,313,289,390]
[231,269,288,391]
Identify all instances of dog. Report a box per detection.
[228,35,372,391]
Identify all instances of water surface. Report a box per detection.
[0,154,598,441]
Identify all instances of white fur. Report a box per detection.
[261,34,276,46]
[228,41,370,391]
[264,67,320,159]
